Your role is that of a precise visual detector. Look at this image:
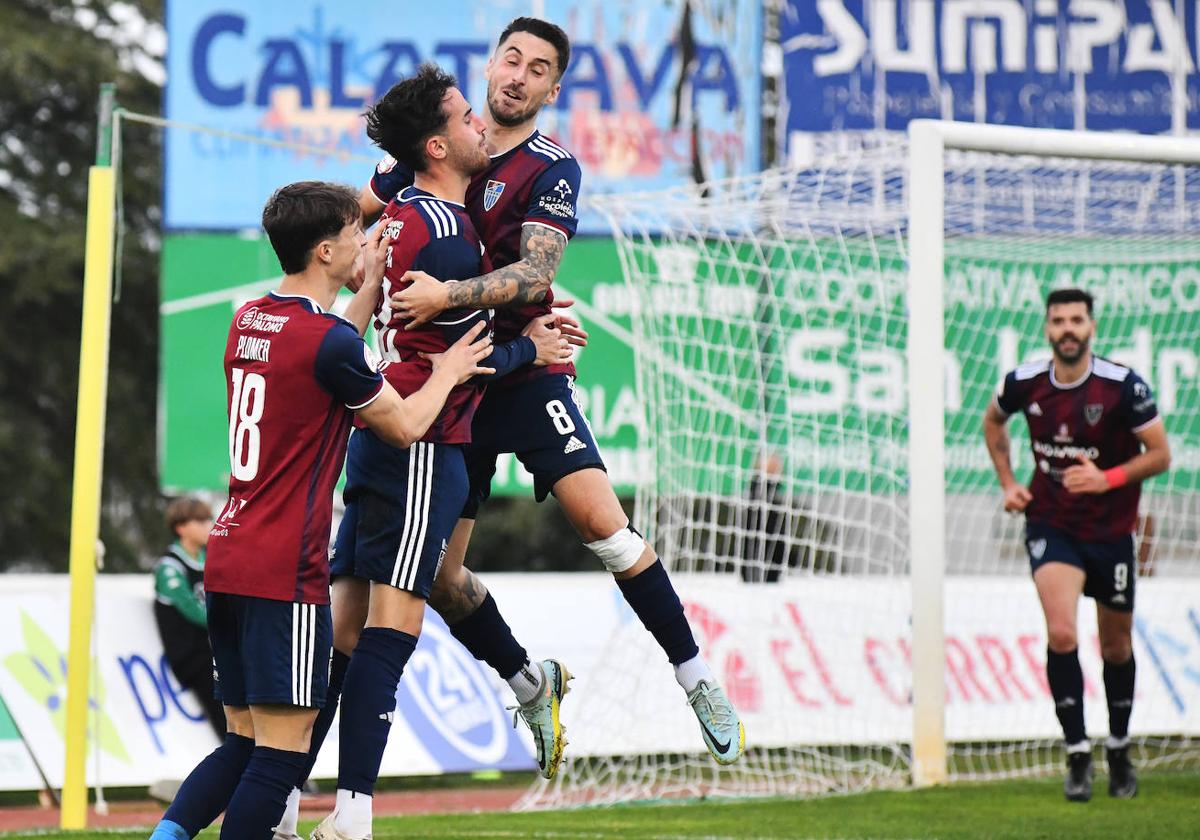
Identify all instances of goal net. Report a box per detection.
[518,128,1200,808]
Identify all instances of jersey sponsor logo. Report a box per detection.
[234,334,271,363]
[376,154,397,174]
[1085,404,1104,426]
[238,308,290,334]
[1033,440,1101,462]
[1053,423,1072,443]
[1028,538,1046,560]
[553,178,573,199]
[537,195,575,219]
[1028,402,1042,417]
[483,179,506,212]
[384,219,404,238]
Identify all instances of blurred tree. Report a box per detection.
[0,0,165,571]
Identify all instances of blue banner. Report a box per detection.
[782,0,1200,156]
[165,0,762,232]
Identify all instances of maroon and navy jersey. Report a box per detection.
[206,293,385,604]
[372,187,534,444]
[995,355,1160,541]
[370,129,581,386]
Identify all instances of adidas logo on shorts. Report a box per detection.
[563,435,586,455]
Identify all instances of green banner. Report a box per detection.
[159,235,641,495]
[633,236,1199,495]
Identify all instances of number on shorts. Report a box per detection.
[545,399,576,435]
[1113,562,1128,593]
[229,367,266,481]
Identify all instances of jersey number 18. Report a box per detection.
[229,367,266,481]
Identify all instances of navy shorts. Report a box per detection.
[462,374,606,518]
[1025,521,1136,612]
[331,431,466,596]
[206,592,331,708]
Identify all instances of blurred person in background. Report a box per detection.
[154,497,225,738]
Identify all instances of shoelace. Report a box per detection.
[694,684,736,732]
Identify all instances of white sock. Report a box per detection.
[1106,735,1130,750]
[508,659,545,706]
[334,788,372,838]
[273,787,301,836]
[1065,739,1092,754]
[673,654,715,694]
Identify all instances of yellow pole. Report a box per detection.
[61,84,117,830]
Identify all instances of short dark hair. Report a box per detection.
[166,497,212,534]
[261,181,360,275]
[364,63,457,173]
[1046,288,1094,317]
[497,17,571,80]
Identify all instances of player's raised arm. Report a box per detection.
[392,224,567,327]
[392,157,581,327]
[357,322,494,448]
[983,382,1032,513]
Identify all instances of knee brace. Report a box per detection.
[585,523,646,573]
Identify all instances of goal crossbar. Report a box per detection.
[906,120,1200,787]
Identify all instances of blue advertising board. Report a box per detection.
[165,0,762,232]
[782,0,1200,154]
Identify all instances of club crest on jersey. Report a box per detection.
[484,179,506,211]
[1028,539,1047,560]
[1085,404,1104,426]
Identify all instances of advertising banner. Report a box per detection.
[2,574,1198,789]
[164,0,761,232]
[781,1,1200,161]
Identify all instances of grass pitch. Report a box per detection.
[2,772,1197,839]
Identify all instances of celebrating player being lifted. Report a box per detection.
[149,182,492,840]
[367,16,745,769]
[983,288,1170,802]
[290,65,571,840]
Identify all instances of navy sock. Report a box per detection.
[299,647,351,784]
[448,593,528,680]
[337,626,418,794]
[219,745,307,839]
[616,560,699,665]
[1046,647,1087,745]
[1103,654,1136,740]
[155,732,253,837]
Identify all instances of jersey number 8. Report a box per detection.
[229,368,266,481]
[545,399,576,436]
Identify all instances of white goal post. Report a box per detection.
[907,120,1200,786]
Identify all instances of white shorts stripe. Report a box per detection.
[405,444,436,591]
[305,604,316,706]
[291,603,300,706]
[391,442,426,587]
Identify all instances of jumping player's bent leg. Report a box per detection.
[554,467,745,765]
[427,471,573,780]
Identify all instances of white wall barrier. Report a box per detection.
[0,573,1197,790]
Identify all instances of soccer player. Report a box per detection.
[983,288,1170,802]
[148,181,492,840]
[296,65,572,840]
[368,16,745,767]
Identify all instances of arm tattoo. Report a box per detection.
[431,568,489,624]
[444,225,566,310]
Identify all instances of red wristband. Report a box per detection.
[1103,466,1129,489]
